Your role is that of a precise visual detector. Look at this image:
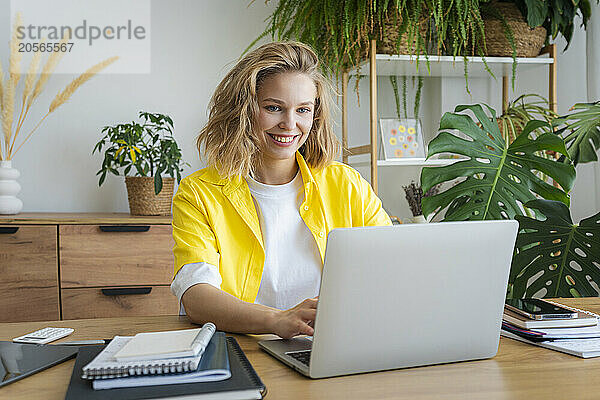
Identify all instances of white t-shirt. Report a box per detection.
[170,171,323,311]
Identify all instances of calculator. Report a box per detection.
[13,327,74,344]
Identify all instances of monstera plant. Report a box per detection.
[553,101,600,166]
[421,104,576,221]
[420,103,600,299]
[509,199,600,298]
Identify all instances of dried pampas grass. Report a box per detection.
[49,56,118,113]
[27,36,69,109]
[0,62,4,112]
[11,55,119,157]
[1,13,22,158]
[0,13,119,161]
[2,80,15,156]
[8,13,23,87]
[22,39,45,104]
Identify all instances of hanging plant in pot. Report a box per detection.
[248,0,489,92]
[93,111,189,216]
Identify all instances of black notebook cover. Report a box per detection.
[64,336,266,400]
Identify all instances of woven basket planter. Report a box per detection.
[125,176,174,216]
[358,15,430,59]
[482,2,546,57]
[377,18,429,55]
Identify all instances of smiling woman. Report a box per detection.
[255,72,316,184]
[170,41,391,339]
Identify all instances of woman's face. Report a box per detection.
[256,72,317,165]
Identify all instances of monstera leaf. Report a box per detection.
[509,200,600,298]
[553,101,600,166]
[421,104,576,221]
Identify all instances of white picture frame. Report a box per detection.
[379,118,426,160]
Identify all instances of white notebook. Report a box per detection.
[502,330,600,358]
[114,324,216,361]
[82,323,216,379]
[91,332,231,389]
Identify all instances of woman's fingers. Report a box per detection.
[300,308,317,321]
[296,320,314,336]
[302,297,318,308]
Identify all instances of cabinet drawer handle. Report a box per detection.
[0,227,19,234]
[101,287,152,296]
[99,225,150,233]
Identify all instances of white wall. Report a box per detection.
[1,1,598,220]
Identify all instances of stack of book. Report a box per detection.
[64,323,266,399]
[501,301,600,358]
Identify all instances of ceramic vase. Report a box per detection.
[0,161,23,214]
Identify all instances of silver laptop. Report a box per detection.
[258,220,518,379]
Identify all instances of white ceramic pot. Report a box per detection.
[0,161,23,214]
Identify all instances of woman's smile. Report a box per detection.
[267,133,301,145]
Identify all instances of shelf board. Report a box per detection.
[350,157,466,167]
[349,54,554,77]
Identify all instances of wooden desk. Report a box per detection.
[1,297,600,400]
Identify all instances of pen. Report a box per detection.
[55,339,111,345]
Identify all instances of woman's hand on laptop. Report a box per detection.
[269,297,318,339]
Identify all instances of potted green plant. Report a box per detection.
[93,111,189,216]
[513,0,599,50]
[249,0,486,79]
[497,94,557,143]
[478,1,546,59]
[419,102,600,298]
[552,101,600,165]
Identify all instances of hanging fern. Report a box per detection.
[390,76,402,119]
[248,0,490,81]
[414,76,424,119]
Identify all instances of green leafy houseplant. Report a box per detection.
[420,104,575,221]
[509,199,600,298]
[93,111,188,195]
[513,0,599,50]
[249,0,487,79]
[420,102,600,298]
[553,101,600,166]
[497,94,557,143]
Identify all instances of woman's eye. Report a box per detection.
[265,105,281,112]
[297,107,312,114]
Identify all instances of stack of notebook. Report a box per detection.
[501,301,600,358]
[65,323,265,399]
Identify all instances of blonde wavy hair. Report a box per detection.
[197,41,340,178]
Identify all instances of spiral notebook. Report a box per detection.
[93,332,230,390]
[65,337,266,400]
[82,325,216,379]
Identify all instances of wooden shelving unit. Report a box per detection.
[341,40,557,195]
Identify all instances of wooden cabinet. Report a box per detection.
[59,225,174,287]
[61,286,176,320]
[0,225,59,322]
[0,214,178,322]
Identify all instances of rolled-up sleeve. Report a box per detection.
[170,261,223,303]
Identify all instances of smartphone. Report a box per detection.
[505,299,577,320]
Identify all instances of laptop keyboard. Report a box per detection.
[286,350,311,366]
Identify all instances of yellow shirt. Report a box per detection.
[172,152,391,303]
